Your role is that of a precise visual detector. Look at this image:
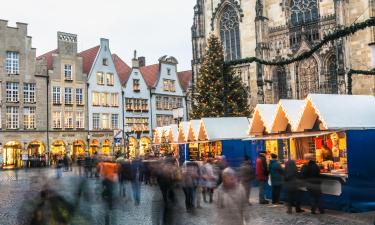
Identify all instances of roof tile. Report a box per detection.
[36,49,58,70]
[112,54,131,85]
[177,70,192,91]
[140,64,160,88]
[78,46,100,75]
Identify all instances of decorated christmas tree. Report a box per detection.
[192,34,250,118]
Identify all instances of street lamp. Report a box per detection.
[87,133,91,154]
[124,126,132,158]
[172,107,184,127]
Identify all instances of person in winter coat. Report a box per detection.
[182,161,199,211]
[269,153,283,204]
[201,158,217,203]
[284,160,304,214]
[301,154,324,214]
[214,168,249,225]
[256,151,269,204]
[239,156,255,205]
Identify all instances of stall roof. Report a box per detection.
[178,121,190,143]
[153,127,164,144]
[199,117,250,141]
[244,130,336,141]
[296,94,375,131]
[168,124,179,143]
[188,119,201,142]
[270,99,305,133]
[249,104,278,135]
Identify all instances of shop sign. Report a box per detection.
[92,133,111,138]
[114,138,122,145]
[22,154,28,161]
[62,134,76,138]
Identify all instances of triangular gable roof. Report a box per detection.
[187,119,201,142]
[140,64,160,88]
[168,124,179,143]
[78,45,100,75]
[249,104,278,135]
[112,54,131,85]
[177,70,192,92]
[199,117,249,141]
[270,100,305,133]
[178,121,190,143]
[153,127,165,144]
[37,49,58,70]
[296,94,375,131]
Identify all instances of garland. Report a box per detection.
[347,69,375,94]
[224,17,375,67]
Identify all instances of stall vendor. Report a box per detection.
[321,145,333,161]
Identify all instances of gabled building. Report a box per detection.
[0,21,48,168]
[118,52,151,157]
[37,32,86,162]
[140,56,190,131]
[79,39,124,155]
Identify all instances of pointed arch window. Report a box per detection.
[290,0,319,26]
[220,5,241,61]
[327,56,338,94]
[273,67,288,101]
[298,57,319,99]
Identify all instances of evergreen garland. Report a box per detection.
[347,69,375,94]
[224,17,375,67]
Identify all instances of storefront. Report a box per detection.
[27,141,46,167]
[51,140,66,157]
[139,137,151,156]
[2,141,22,169]
[73,140,85,159]
[101,139,111,155]
[128,137,138,158]
[90,139,99,155]
[247,94,375,212]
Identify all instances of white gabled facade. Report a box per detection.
[85,39,123,137]
[149,56,188,132]
[123,56,151,138]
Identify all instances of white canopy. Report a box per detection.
[296,94,375,131]
[199,117,250,141]
[249,104,278,135]
[187,119,201,142]
[153,127,165,144]
[178,121,190,143]
[168,124,179,143]
[270,99,305,133]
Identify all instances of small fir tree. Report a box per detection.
[192,34,250,118]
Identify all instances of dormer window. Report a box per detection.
[133,79,140,92]
[103,58,108,66]
[167,68,171,75]
[64,64,72,81]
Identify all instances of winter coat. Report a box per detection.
[201,163,217,188]
[239,161,255,184]
[255,156,268,181]
[284,160,300,191]
[301,160,322,192]
[269,159,283,186]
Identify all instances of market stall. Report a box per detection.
[178,121,190,162]
[167,124,179,156]
[247,94,375,212]
[198,117,250,167]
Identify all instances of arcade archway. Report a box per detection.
[90,139,99,155]
[128,137,138,159]
[2,141,22,168]
[139,137,151,156]
[73,140,85,159]
[102,139,111,155]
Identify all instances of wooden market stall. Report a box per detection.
[247,94,375,212]
[178,121,190,162]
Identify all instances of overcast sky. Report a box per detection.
[1,0,196,71]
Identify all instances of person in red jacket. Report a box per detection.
[256,151,269,204]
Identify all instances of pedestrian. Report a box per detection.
[84,153,91,178]
[269,153,283,204]
[131,156,143,205]
[201,158,216,203]
[56,155,63,179]
[301,153,324,214]
[239,155,255,205]
[256,151,269,204]
[284,160,304,214]
[182,161,199,212]
[214,167,249,225]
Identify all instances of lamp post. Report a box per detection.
[172,107,184,127]
[87,133,91,155]
[124,126,132,159]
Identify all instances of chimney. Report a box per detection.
[132,50,139,68]
[57,32,78,55]
[16,22,28,35]
[138,56,146,67]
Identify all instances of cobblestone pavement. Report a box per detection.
[0,168,374,225]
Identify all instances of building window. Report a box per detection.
[133,79,140,92]
[6,106,19,129]
[97,72,105,85]
[24,83,36,103]
[101,93,109,107]
[64,111,74,129]
[92,92,100,106]
[126,117,149,132]
[163,79,169,91]
[291,0,319,26]
[53,87,61,105]
[6,51,19,74]
[298,57,319,99]
[93,113,100,130]
[111,93,119,107]
[64,87,73,105]
[142,99,148,111]
[103,58,108,66]
[0,81,2,104]
[167,68,171,75]
[156,115,173,127]
[106,73,114,86]
[177,98,183,108]
[111,114,119,129]
[163,79,176,92]
[163,97,169,110]
[53,112,62,129]
[23,107,36,129]
[64,64,73,80]
[220,5,241,61]
[6,82,19,102]
[125,98,133,111]
[156,96,162,110]
[76,88,83,105]
[102,114,110,129]
[76,111,84,129]
[0,110,1,129]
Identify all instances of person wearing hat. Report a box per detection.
[301,153,324,214]
[256,151,269,204]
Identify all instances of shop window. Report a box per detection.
[6,106,19,129]
[6,51,19,75]
[23,107,36,129]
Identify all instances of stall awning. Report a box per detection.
[244,130,338,141]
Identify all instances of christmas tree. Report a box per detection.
[191,34,250,118]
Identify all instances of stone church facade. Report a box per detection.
[192,0,375,110]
